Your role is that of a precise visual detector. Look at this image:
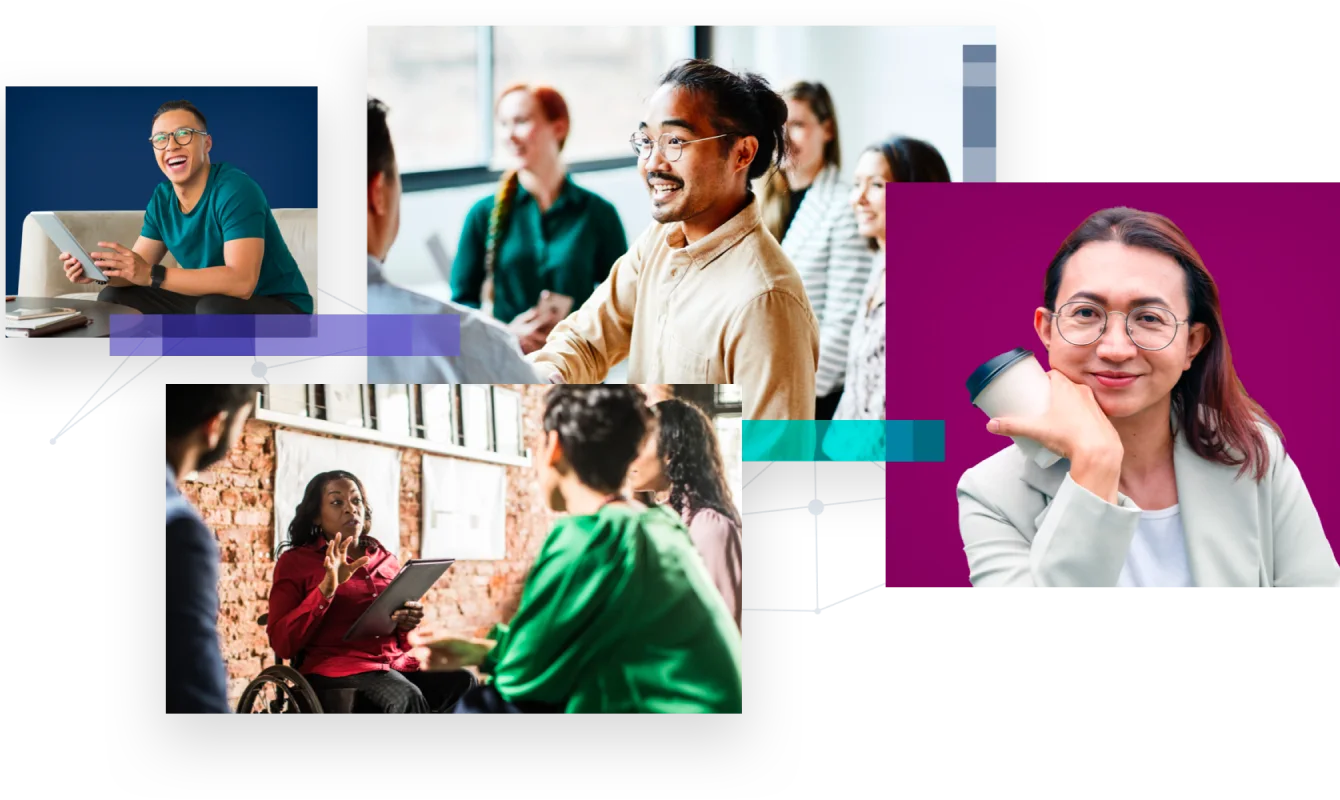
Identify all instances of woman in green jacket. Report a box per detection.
[413,385,742,713]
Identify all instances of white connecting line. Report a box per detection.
[51,340,160,444]
[745,458,889,613]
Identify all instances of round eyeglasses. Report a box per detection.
[629,131,736,162]
[1046,301,1190,351]
[149,127,208,150]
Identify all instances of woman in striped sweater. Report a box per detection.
[833,136,951,423]
[758,82,872,419]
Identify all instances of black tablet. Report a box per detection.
[342,558,455,642]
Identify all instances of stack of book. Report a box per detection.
[5,306,91,337]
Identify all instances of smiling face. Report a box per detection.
[1038,240,1209,421]
[496,89,565,172]
[783,97,830,178]
[317,477,367,542]
[152,108,210,186]
[851,149,891,243]
[638,84,747,226]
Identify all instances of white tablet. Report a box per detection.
[31,212,109,283]
[342,558,456,642]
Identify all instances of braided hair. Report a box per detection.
[482,84,570,307]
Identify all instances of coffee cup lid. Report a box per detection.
[966,347,1034,403]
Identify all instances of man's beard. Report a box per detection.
[195,408,241,471]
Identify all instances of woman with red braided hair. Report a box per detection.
[450,84,627,353]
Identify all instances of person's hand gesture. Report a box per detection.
[90,241,152,286]
[987,369,1121,461]
[317,533,370,599]
[407,628,495,671]
[60,252,95,284]
[391,600,425,632]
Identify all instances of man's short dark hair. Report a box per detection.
[543,385,654,493]
[166,384,262,440]
[658,59,788,181]
[153,100,207,130]
[369,96,396,184]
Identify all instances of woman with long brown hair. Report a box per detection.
[628,398,743,629]
[450,84,626,353]
[758,81,872,419]
[957,207,1339,587]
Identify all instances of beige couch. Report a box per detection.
[17,209,317,305]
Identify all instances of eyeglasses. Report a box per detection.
[149,127,208,150]
[629,131,736,162]
[1046,301,1190,351]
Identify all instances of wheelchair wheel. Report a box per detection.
[236,665,323,714]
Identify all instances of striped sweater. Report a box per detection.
[779,164,876,397]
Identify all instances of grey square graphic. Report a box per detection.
[963,87,996,147]
[963,62,995,88]
[963,44,997,63]
[963,147,996,182]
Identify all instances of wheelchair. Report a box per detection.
[235,614,358,714]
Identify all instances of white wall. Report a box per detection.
[712,25,996,184]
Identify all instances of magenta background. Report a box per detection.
[883,183,1340,587]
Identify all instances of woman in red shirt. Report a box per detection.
[267,470,474,713]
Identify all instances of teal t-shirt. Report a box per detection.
[141,162,313,313]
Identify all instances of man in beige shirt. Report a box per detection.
[530,59,819,421]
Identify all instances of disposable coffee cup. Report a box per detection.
[966,348,1063,469]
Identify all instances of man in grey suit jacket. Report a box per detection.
[366,97,539,385]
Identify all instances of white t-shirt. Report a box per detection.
[1117,505,1193,587]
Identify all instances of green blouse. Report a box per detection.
[451,175,628,324]
[480,504,743,713]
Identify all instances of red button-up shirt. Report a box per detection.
[267,537,421,678]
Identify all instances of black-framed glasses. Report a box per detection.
[149,127,208,149]
[1046,301,1190,351]
[629,131,736,162]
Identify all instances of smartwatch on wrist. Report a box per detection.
[150,263,167,289]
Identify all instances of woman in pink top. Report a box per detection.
[629,398,743,630]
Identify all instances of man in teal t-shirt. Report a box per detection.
[60,99,312,314]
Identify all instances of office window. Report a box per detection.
[714,384,743,411]
[367,26,695,177]
[492,387,522,458]
[493,27,693,164]
[460,384,493,451]
[367,26,482,173]
[373,384,413,439]
[420,384,456,445]
[319,385,368,428]
[266,384,310,417]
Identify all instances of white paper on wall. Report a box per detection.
[421,455,507,560]
[274,429,402,556]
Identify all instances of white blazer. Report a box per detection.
[956,423,1340,587]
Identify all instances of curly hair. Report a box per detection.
[543,385,653,493]
[652,399,741,528]
[281,470,379,553]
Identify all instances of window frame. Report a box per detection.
[257,385,531,468]
[398,25,710,193]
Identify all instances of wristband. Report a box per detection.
[151,263,167,289]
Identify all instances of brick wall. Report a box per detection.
[182,385,553,708]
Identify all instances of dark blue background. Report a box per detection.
[5,86,318,294]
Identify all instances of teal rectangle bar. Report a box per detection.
[887,420,914,462]
[914,420,946,462]
[742,420,946,462]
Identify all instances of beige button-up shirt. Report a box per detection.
[530,195,819,420]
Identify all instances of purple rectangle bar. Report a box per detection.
[107,314,461,357]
